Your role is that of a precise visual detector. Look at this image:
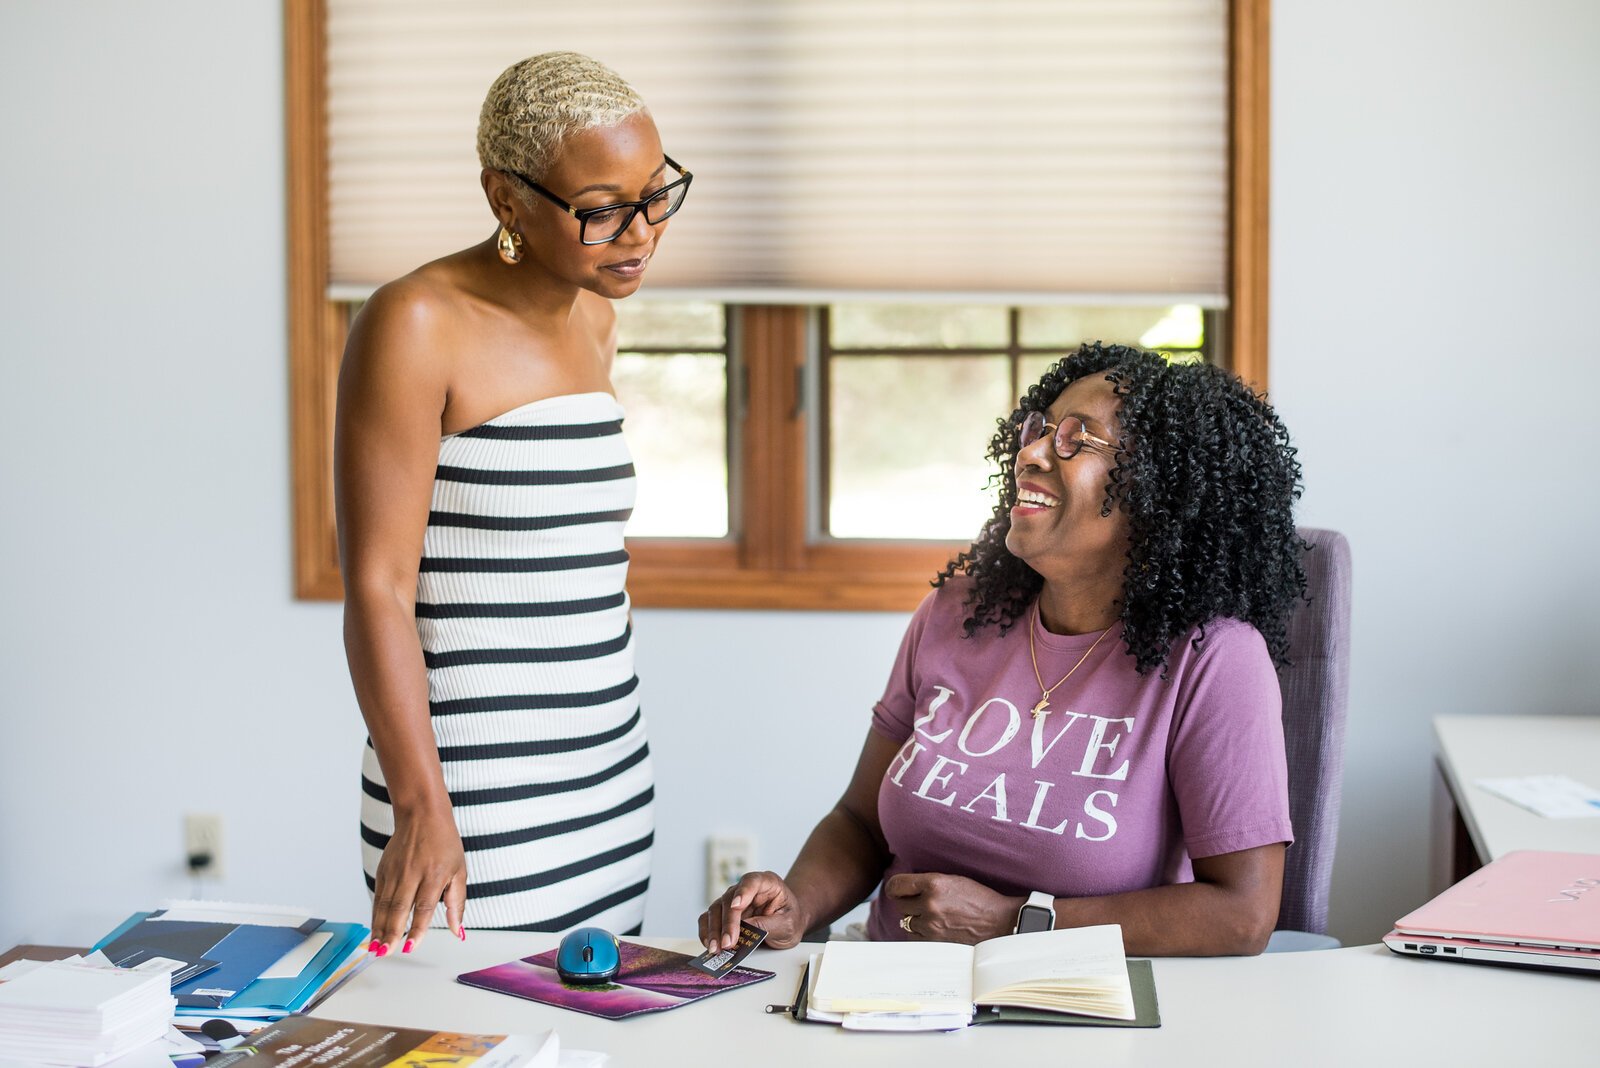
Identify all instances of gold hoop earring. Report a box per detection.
[497,224,523,265]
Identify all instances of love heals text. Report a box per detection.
[887,685,1136,841]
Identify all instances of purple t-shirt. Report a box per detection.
[866,579,1293,941]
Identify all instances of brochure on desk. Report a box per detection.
[205,1014,556,1068]
[458,941,774,1021]
[787,956,1161,1029]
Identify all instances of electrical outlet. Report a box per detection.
[706,834,754,902]
[184,812,224,880]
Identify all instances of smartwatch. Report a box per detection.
[1014,890,1055,935]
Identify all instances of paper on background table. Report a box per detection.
[1475,775,1600,819]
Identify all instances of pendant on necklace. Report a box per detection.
[1031,696,1051,720]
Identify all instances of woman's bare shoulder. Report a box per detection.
[339,272,471,415]
[354,268,467,342]
[347,268,473,374]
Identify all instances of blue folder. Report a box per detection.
[178,920,370,1017]
[92,911,323,1009]
[172,921,319,1008]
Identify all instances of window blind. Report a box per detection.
[325,0,1228,304]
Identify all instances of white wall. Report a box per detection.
[0,0,360,942]
[1270,0,1600,940]
[2,0,1597,952]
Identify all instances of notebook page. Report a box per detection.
[972,924,1131,1008]
[811,940,974,1013]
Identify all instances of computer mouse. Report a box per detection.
[555,926,621,984]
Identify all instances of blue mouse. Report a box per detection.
[555,926,621,984]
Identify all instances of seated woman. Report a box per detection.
[699,342,1305,956]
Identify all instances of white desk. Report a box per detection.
[1434,713,1600,878]
[317,932,1594,1067]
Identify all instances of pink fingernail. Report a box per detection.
[376,944,389,957]
[458,929,467,942]
[367,940,380,952]
[403,940,414,954]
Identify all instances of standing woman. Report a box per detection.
[336,53,689,953]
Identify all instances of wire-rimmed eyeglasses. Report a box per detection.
[1018,411,1119,460]
[510,155,692,245]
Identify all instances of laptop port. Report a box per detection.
[1418,944,1438,955]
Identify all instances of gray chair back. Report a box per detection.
[1275,527,1352,935]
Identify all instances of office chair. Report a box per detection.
[1264,527,1352,952]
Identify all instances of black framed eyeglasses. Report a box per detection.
[510,155,692,245]
[1019,411,1119,460]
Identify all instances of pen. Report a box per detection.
[764,960,810,1019]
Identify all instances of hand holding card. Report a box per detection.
[686,922,767,978]
[699,871,810,950]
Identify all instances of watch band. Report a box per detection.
[1014,890,1055,935]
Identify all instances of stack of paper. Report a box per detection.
[0,956,175,1066]
[93,900,371,1022]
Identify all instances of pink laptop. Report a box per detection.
[1383,850,1600,973]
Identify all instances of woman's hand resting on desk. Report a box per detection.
[369,806,467,955]
[885,872,1020,944]
[699,871,809,952]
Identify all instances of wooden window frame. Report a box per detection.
[817,306,1212,531]
[285,0,1270,610]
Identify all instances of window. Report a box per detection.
[611,301,731,539]
[820,303,1209,541]
[287,1,1269,609]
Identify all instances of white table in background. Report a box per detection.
[1433,713,1600,883]
[315,931,1594,1067]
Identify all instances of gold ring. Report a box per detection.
[900,914,915,934]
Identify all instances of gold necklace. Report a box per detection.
[1027,602,1115,720]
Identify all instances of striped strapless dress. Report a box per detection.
[359,391,654,933]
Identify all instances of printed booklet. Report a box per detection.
[205,1014,556,1068]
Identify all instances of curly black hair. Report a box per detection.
[935,342,1306,676]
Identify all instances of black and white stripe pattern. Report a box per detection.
[360,392,653,933]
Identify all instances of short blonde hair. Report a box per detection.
[477,52,648,190]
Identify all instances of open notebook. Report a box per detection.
[1383,850,1600,973]
[788,925,1159,1031]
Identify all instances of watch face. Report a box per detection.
[1016,904,1053,935]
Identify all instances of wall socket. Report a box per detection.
[705,834,754,902]
[184,812,224,879]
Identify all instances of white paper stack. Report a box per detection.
[0,957,175,1066]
